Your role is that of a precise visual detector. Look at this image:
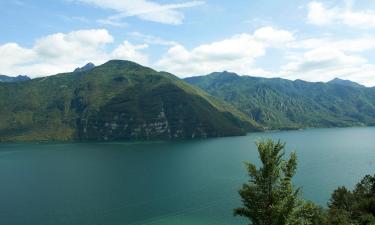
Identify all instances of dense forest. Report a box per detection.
[186,72,375,130]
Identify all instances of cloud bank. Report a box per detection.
[156,26,294,77]
[2,25,375,86]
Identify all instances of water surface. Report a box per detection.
[0,127,374,225]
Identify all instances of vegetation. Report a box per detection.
[0,60,260,142]
[234,140,299,224]
[185,71,375,130]
[4,61,375,141]
[235,140,324,225]
[327,175,375,225]
[236,139,374,225]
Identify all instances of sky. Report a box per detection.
[1,0,375,86]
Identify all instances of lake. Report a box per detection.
[0,127,374,225]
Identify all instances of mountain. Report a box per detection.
[0,75,30,82]
[328,78,365,88]
[73,62,95,73]
[185,72,375,130]
[0,60,259,142]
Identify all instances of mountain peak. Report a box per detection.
[208,71,240,80]
[96,60,158,75]
[212,71,239,76]
[328,78,364,88]
[73,62,95,73]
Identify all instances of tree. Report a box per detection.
[327,174,375,225]
[234,139,301,225]
[289,200,328,225]
[327,186,354,225]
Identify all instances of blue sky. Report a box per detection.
[1,0,375,86]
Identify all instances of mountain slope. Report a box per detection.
[0,61,259,142]
[185,72,375,130]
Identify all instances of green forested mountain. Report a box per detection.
[185,71,375,130]
[0,61,259,142]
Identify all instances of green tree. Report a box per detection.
[234,139,301,225]
[327,174,375,225]
[289,200,328,225]
[353,175,375,225]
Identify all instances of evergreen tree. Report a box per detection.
[234,140,300,225]
[327,174,375,225]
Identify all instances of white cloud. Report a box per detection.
[34,29,113,60]
[111,41,149,65]
[2,26,375,86]
[129,32,179,46]
[151,23,375,86]
[281,35,375,86]
[0,29,149,77]
[75,0,204,25]
[156,26,294,77]
[97,18,128,27]
[307,1,375,28]
[0,43,36,68]
[253,26,295,46]
[289,37,375,52]
[307,1,337,25]
[280,47,375,86]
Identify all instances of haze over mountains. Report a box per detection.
[1,60,375,141]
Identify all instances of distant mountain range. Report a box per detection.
[0,63,96,83]
[0,75,30,82]
[185,71,375,130]
[1,61,374,142]
[0,61,258,142]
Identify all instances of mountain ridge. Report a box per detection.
[185,71,375,130]
[0,60,260,142]
[191,71,369,88]
[328,77,366,88]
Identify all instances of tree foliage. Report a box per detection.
[328,175,375,225]
[235,140,303,225]
[235,140,375,225]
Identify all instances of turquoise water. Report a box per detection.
[0,127,374,225]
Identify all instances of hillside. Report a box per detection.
[185,72,375,130]
[0,61,260,142]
